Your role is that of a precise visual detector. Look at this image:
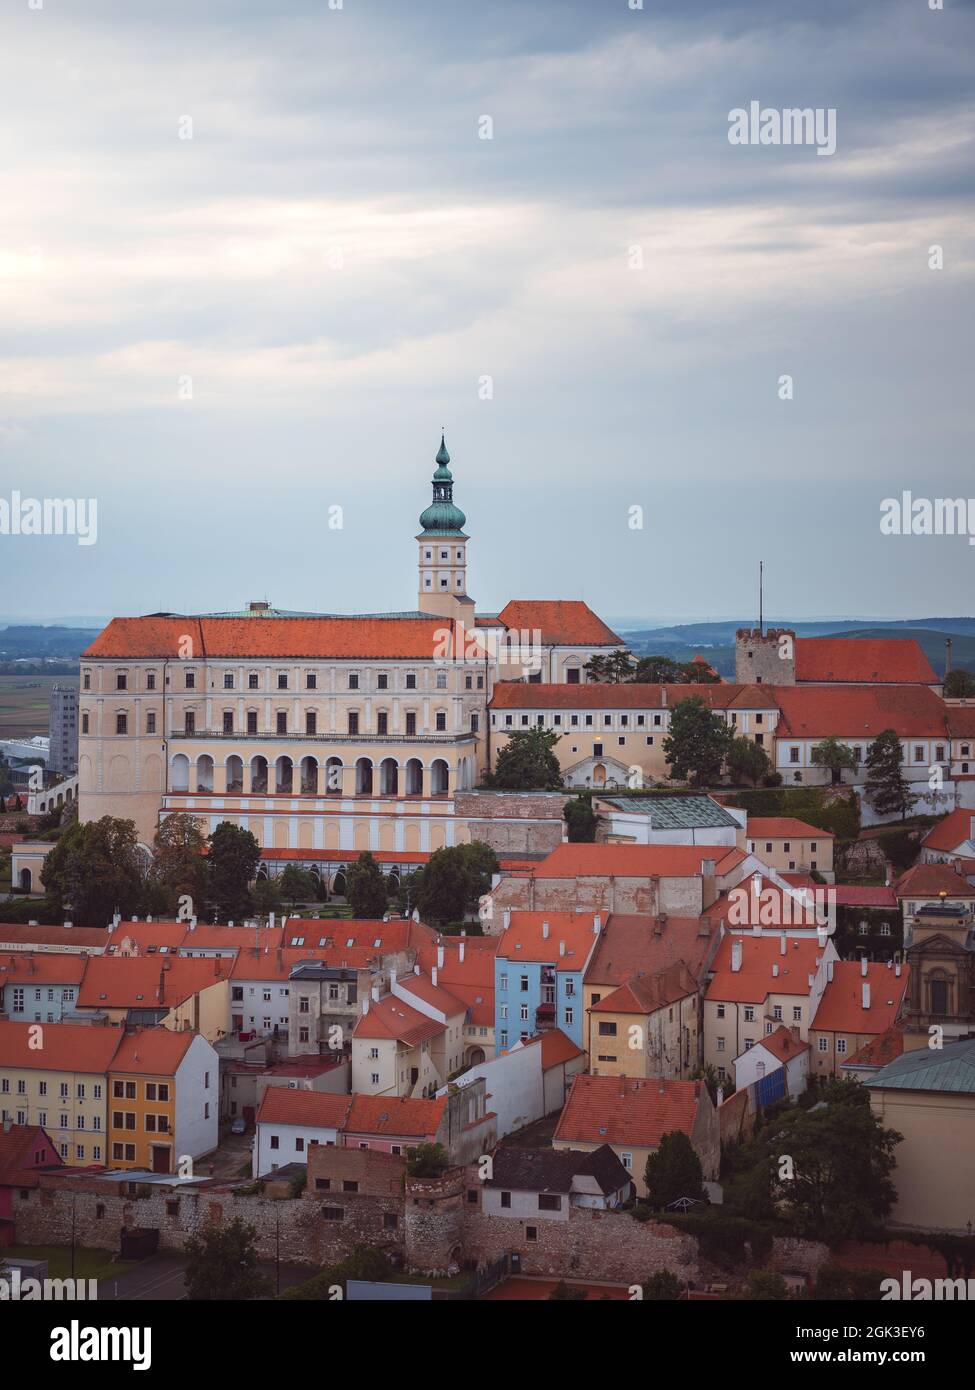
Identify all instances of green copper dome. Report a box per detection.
[419,433,467,536]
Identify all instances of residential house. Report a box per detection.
[107,1029,219,1173]
[75,956,231,1042]
[494,912,601,1050]
[587,963,699,1080]
[745,817,834,880]
[0,952,88,1022]
[0,1020,122,1165]
[478,1144,632,1221]
[732,1025,809,1103]
[808,959,909,1077]
[253,1088,352,1177]
[417,934,497,1065]
[351,968,467,1097]
[0,1121,62,1245]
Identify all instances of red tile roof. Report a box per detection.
[0,1125,61,1186]
[343,1093,447,1139]
[0,952,88,986]
[705,935,823,1004]
[757,1024,809,1061]
[772,684,947,739]
[895,862,975,898]
[812,962,909,1035]
[946,706,975,736]
[0,924,108,952]
[77,956,230,1009]
[83,615,486,661]
[256,1088,353,1129]
[589,963,698,1015]
[831,885,898,908]
[529,1028,585,1069]
[747,817,834,840]
[585,914,715,989]
[796,637,938,684]
[109,1028,199,1075]
[395,972,467,1018]
[498,911,602,971]
[554,1074,704,1149]
[532,843,734,879]
[844,1023,907,1070]
[353,994,445,1045]
[0,1019,123,1072]
[922,809,975,853]
[416,937,497,1028]
[494,601,621,647]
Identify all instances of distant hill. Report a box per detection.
[0,626,99,659]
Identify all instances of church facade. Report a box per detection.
[77,438,623,854]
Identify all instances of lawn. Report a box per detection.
[3,1243,138,1283]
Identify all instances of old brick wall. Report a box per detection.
[456,791,567,856]
[461,1208,699,1285]
[769,1236,831,1276]
[403,1172,466,1274]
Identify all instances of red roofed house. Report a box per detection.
[341,1088,496,1165]
[351,967,467,1098]
[107,1027,220,1173]
[703,933,838,1082]
[0,1121,62,1244]
[735,627,939,688]
[416,934,498,1066]
[254,1087,353,1177]
[0,951,89,1022]
[76,956,231,1043]
[920,808,975,865]
[732,1024,810,1102]
[808,959,910,1077]
[745,817,834,881]
[587,963,700,1082]
[553,1074,719,1196]
[895,861,975,932]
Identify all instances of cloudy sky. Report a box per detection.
[1,0,973,626]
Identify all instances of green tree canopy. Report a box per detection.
[405,1142,450,1178]
[414,843,498,925]
[183,1217,271,1301]
[251,875,283,918]
[345,851,389,918]
[811,735,859,786]
[865,729,917,820]
[643,1130,706,1209]
[150,812,208,915]
[278,864,319,909]
[945,668,975,698]
[726,736,771,787]
[41,816,145,927]
[584,650,636,683]
[206,821,261,921]
[486,727,564,790]
[641,1270,682,1300]
[563,795,599,842]
[662,697,734,785]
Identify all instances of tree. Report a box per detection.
[206,822,261,921]
[486,727,563,790]
[630,655,686,684]
[151,813,208,914]
[662,697,734,786]
[251,876,282,918]
[865,729,917,821]
[345,851,389,918]
[278,865,318,910]
[405,1142,450,1179]
[945,668,975,698]
[563,795,598,842]
[183,1216,271,1301]
[741,1269,791,1300]
[641,1270,682,1300]
[643,1131,705,1209]
[726,736,770,787]
[395,868,424,916]
[416,846,476,925]
[585,650,635,683]
[763,1077,902,1245]
[811,735,859,787]
[549,1280,587,1300]
[41,816,144,926]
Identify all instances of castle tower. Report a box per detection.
[417,434,476,623]
[735,628,796,685]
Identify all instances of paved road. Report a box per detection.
[98,1253,313,1301]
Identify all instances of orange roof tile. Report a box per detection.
[772,684,947,739]
[77,956,230,1010]
[895,862,975,898]
[756,1024,809,1061]
[109,1027,198,1075]
[532,843,734,879]
[554,1074,703,1149]
[585,914,715,989]
[416,937,497,1027]
[705,935,823,1004]
[495,601,621,647]
[0,1019,123,1073]
[395,972,467,1018]
[812,961,909,1035]
[0,1125,61,1185]
[529,1028,585,1069]
[353,994,445,1045]
[497,912,601,972]
[589,963,698,1015]
[796,637,937,684]
[256,1088,353,1129]
[343,1092,447,1138]
[83,615,484,661]
[0,924,108,952]
[845,1023,907,1070]
[0,952,88,986]
[747,817,834,840]
[922,808,975,853]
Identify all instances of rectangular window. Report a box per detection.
[348,674,359,690]
[146,712,156,734]
[278,673,288,690]
[249,673,259,689]
[116,672,127,690]
[224,673,234,689]
[185,672,195,689]
[247,711,258,734]
[223,712,234,734]
[306,672,317,689]
[306,712,317,735]
[406,712,417,736]
[435,712,446,731]
[185,712,195,735]
[348,713,359,735]
[538,1194,561,1212]
[276,712,287,734]
[116,713,127,735]
[377,712,388,735]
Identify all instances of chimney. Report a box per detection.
[807,974,814,989]
[701,858,715,878]
[459,941,465,963]
[371,983,380,1002]
[269,912,275,929]
[895,961,902,978]
[437,944,445,969]
[862,982,871,1009]
[147,914,153,924]
[661,688,668,708]
[861,956,868,977]
[731,940,742,973]
[541,921,549,940]
[362,995,370,1015]
[827,959,834,983]
[593,913,601,932]
[751,917,760,936]
[716,1086,724,1106]
[772,962,779,977]
[2,1117,11,1134]
[390,968,397,988]
[780,933,786,956]
[432,967,438,988]
[64,921,73,930]
[503,910,511,931]
[817,927,827,949]
[229,920,234,928]
[188,920,196,933]
[559,941,566,957]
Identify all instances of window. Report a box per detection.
[82,711,90,734]
[116,713,127,735]
[306,672,317,689]
[435,711,446,732]
[500,1191,511,1208]
[146,712,156,734]
[185,712,195,734]
[342,1180,359,1193]
[818,1037,829,1052]
[593,742,602,756]
[83,671,91,690]
[276,712,287,734]
[716,1037,725,1052]
[436,671,447,690]
[270,1136,280,1150]
[406,673,416,690]
[405,712,416,736]
[538,1194,561,1212]
[249,672,259,689]
[792,1007,801,1022]
[223,712,233,734]
[378,673,388,690]
[348,713,359,735]
[349,674,359,690]
[185,671,195,689]
[306,712,317,735]
[620,1152,632,1170]
[116,672,127,690]
[247,711,258,734]
[716,1004,725,1019]
[743,1006,755,1022]
[383,1213,398,1231]
[278,673,289,690]
[321,1207,344,1222]
[789,747,800,763]
[377,712,388,735]
[836,1039,847,1055]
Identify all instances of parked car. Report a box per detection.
[230,1116,247,1135]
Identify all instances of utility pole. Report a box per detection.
[758,559,764,636]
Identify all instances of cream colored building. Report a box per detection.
[351,970,467,1098]
[78,438,622,852]
[745,817,835,879]
[587,964,700,1080]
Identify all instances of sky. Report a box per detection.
[0,0,973,625]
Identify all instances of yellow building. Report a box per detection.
[745,817,834,880]
[587,964,699,1080]
[107,1028,219,1173]
[351,972,468,1098]
[76,957,231,1043]
[0,1020,121,1166]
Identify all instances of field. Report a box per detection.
[0,674,77,740]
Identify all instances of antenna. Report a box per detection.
[758,560,763,636]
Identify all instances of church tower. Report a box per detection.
[417,434,476,622]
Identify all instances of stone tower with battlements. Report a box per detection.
[735,628,796,685]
